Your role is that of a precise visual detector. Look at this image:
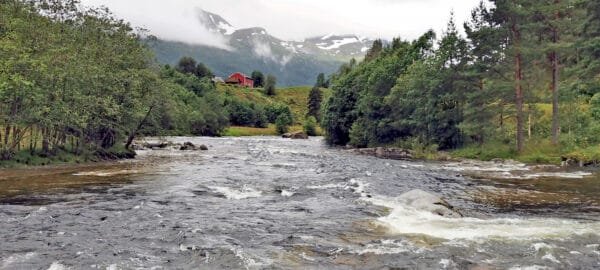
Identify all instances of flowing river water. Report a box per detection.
[0,137,599,269]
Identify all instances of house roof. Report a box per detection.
[229,72,252,79]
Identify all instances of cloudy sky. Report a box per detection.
[80,0,484,48]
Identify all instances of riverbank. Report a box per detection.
[349,141,600,169]
[0,146,135,169]
[223,125,324,137]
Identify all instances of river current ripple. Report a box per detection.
[0,137,599,269]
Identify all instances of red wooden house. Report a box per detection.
[225,72,254,88]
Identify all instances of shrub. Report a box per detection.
[275,113,293,135]
[303,116,318,136]
[265,103,293,124]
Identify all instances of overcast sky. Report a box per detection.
[80,0,484,48]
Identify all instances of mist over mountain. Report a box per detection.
[146,10,376,86]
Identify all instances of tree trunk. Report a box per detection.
[125,106,154,149]
[528,111,532,139]
[550,50,560,145]
[42,127,50,154]
[4,125,10,146]
[550,2,561,145]
[513,21,525,153]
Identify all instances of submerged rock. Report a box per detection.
[350,147,414,160]
[179,142,196,151]
[179,142,209,151]
[398,189,462,218]
[282,131,309,139]
[143,142,169,149]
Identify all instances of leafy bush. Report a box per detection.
[265,104,293,124]
[225,98,268,128]
[275,113,293,135]
[303,116,318,136]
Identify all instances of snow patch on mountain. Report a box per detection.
[317,37,361,50]
[194,10,374,60]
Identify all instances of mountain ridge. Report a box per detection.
[146,10,376,86]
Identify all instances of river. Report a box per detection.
[0,137,599,269]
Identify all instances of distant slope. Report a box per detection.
[145,9,375,86]
[216,84,331,124]
[148,39,343,86]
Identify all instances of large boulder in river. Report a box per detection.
[398,189,462,218]
[282,131,309,139]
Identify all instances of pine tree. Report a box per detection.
[176,57,197,75]
[251,71,265,87]
[365,39,383,62]
[307,86,323,121]
[490,0,532,153]
[264,75,277,96]
[315,73,326,87]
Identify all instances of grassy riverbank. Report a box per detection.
[223,125,324,137]
[0,146,135,169]
[449,141,600,165]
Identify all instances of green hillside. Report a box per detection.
[146,39,343,87]
[217,84,330,136]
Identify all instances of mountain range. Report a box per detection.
[146,10,376,86]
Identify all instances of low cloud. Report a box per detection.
[252,39,293,66]
[81,0,483,46]
[81,0,232,50]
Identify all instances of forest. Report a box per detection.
[0,0,232,164]
[0,0,305,166]
[322,0,600,164]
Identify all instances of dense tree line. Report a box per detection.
[0,0,228,161]
[323,1,600,155]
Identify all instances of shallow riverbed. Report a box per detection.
[0,137,599,269]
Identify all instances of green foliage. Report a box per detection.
[176,56,198,74]
[265,75,277,96]
[225,98,267,128]
[251,70,265,87]
[275,113,293,135]
[195,62,213,78]
[303,116,318,136]
[590,93,600,120]
[307,86,323,121]
[315,73,326,88]
[176,56,213,79]
[265,103,293,124]
[322,0,600,162]
[0,0,228,164]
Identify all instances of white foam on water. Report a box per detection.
[442,161,528,173]
[106,264,118,270]
[439,259,456,269]
[47,262,69,270]
[508,266,551,270]
[281,190,294,197]
[2,252,37,268]
[230,247,269,270]
[354,240,421,255]
[299,252,315,262]
[209,186,262,200]
[541,253,561,264]
[365,195,600,241]
[520,171,593,179]
[306,183,345,190]
[346,178,369,196]
[441,160,593,180]
[73,170,139,177]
